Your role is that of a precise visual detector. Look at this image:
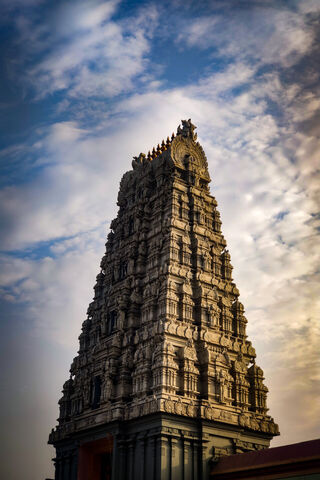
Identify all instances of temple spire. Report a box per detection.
[49,121,279,480]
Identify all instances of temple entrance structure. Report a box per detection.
[49,120,279,479]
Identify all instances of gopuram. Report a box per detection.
[49,120,279,480]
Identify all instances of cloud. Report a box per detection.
[187,62,257,97]
[12,0,158,99]
[298,0,320,15]
[0,228,105,346]
[176,5,316,68]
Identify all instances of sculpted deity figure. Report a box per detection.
[83,380,91,407]
[102,373,114,401]
[177,119,198,141]
[218,369,229,403]
[132,152,146,169]
[130,287,142,305]
[234,352,247,373]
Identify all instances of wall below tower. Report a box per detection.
[53,413,272,480]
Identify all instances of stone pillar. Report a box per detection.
[160,434,170,480]
[53,458,59,480]
[184,439,192,480]
[190,440,197,480]
[71,450,78,480]
[155,434,162,480]
[128,436,135,480]
[171,437,181,480]
[115,436,127,480]
[64,455,70,480]
[144,434,157,480]
[141,435,147,480]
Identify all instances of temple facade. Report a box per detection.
[49,120,279,480]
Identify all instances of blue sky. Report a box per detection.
[0,1,319,479]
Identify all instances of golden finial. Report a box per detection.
[152,147,156,158]
[171,132,175,141]
[161,139,166,151]
[166,136,171,146]
[156,143,161,155]
[147,150,152,161]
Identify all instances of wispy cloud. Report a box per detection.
[13,0,158,99]
[176,5,316,68]
[0,228,105,345]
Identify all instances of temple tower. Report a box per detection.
[49,120,279,480]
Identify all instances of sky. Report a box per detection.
[0,0,319,479]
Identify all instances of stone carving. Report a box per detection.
[171,123,210,181]
[132,152,147,169]
[239,411,251,428]
[50,120,279,461]
[177,118,197,140]
[175,401,183,415]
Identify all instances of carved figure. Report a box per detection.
[177,119,198,141]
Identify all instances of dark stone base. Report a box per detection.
[53,414,272,480]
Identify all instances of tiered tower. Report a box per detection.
[49,120,279,480]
